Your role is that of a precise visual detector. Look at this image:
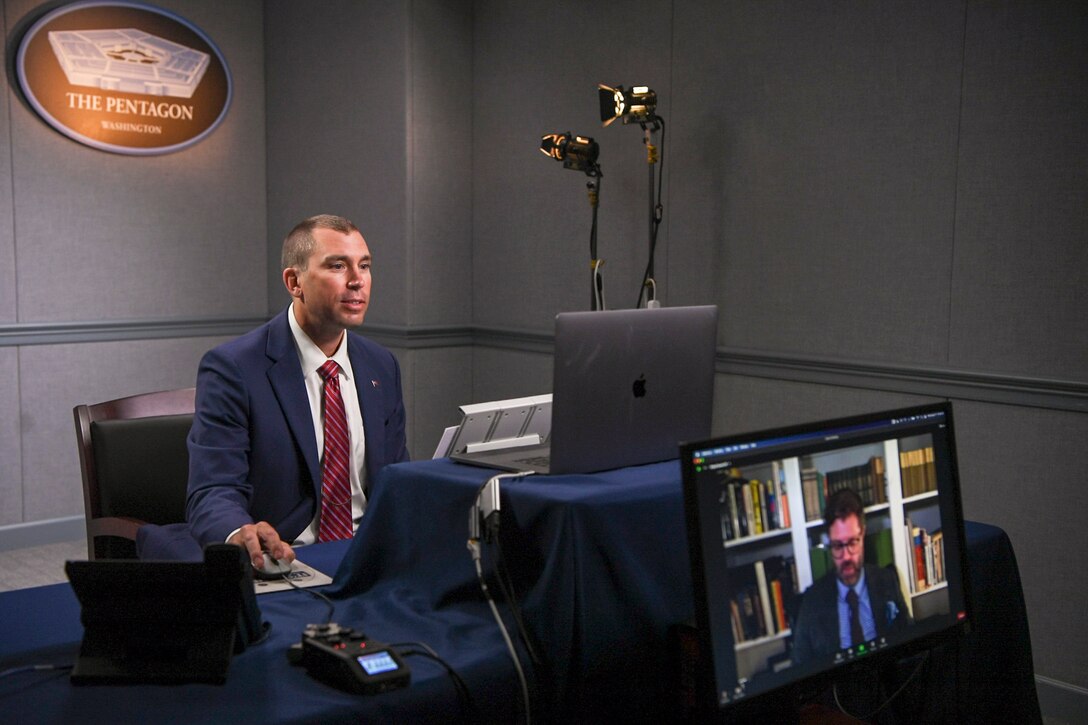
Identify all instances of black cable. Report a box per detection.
[471,543,531,725]
[472,473,543,669]
[833,649,930,721]
[468,472,534,725]
[391,641,478,720]
[491,536,554,724]
[493,538,543,670]
[588,173,605,310]
[269,565,337,624]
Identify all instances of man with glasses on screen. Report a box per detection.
[791,488,911,664]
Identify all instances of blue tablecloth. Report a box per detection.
[0,458,1041,723]
[0,536,519,723]
[333,458,693,721]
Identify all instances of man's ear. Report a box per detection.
[283,267,303,299]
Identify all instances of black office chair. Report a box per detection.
[73,388,195,560]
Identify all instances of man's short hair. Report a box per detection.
[823,487,865,530]
[281,214,360,270]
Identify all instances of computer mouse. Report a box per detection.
[253,551,293,580]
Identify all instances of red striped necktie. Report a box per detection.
[317,360,354,542]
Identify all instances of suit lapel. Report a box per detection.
[266,311,321,490]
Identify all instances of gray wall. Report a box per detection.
[465,0,1087,709]
[264,0,476,459]
[1,0,1082,714]
[0,0,267,535]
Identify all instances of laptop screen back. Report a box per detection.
[548,304,717,474]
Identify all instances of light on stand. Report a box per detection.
[540,131,606,311]
[598,84,657,128]
[597,82,665,309]
[540,132,600,174]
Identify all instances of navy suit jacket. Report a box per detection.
[184,309,409,548]
[790,564,911,665]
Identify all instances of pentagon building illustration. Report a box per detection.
[48,28,210,98]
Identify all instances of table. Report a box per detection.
[0,459,1041,723]
[333,458,696,722]
[334,459,1042,723]
[0,538,519,723]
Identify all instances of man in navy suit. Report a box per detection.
[185,214,409,570]
[791,488,911,664]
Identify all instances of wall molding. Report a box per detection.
[1036,675,1088,723]
[3,318,1084,412]
[0,317,268,346]
[717,347,1088,414]
[364,323,477,350]
[452,327,1088,414]
[0,515,84,552]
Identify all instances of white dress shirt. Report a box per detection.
[287,306,368,544]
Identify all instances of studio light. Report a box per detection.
[540,132,600,175]
[539,131,606,310]
[598,84,657,127]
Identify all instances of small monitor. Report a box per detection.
[65,544,266,685]
[680,402,971,720]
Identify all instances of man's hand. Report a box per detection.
[228,521,296,568]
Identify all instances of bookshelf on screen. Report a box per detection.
[680,402,971,721]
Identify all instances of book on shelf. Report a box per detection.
[717,478,746,542]
[730,565,763,641]
[754,561,775,641]
[900,449,917,496]
[801,466,827,522]
[729,600,743,642]
[864,527,895,569]
[824,456,887,507]
[727,556,798,645]
[764,480,778,533]
[912,528,927,591]
[719,488,735,542]
[899,446,937,497]
[931,530,944,582]
[902,518,946,594]
[771,579,787,632]
[772,461,791,529]
[762,555,797,626]
[720,474,795,543]
[924,448,936,491]
[871,456,887,504]
[750,480,765,535]
[809,545,831,581]
[739,480,753,537]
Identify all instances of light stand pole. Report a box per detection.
[540,132,606,310]
[586,170,604,310]
[597,83,665,308]
[636,115,664,309]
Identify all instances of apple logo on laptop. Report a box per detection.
[632,374,647,398]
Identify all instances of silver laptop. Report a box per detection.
[452,305,718,475]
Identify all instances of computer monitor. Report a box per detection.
[680,402,971,721]
[65,544,267,685]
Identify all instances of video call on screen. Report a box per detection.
[686,407,969,707]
